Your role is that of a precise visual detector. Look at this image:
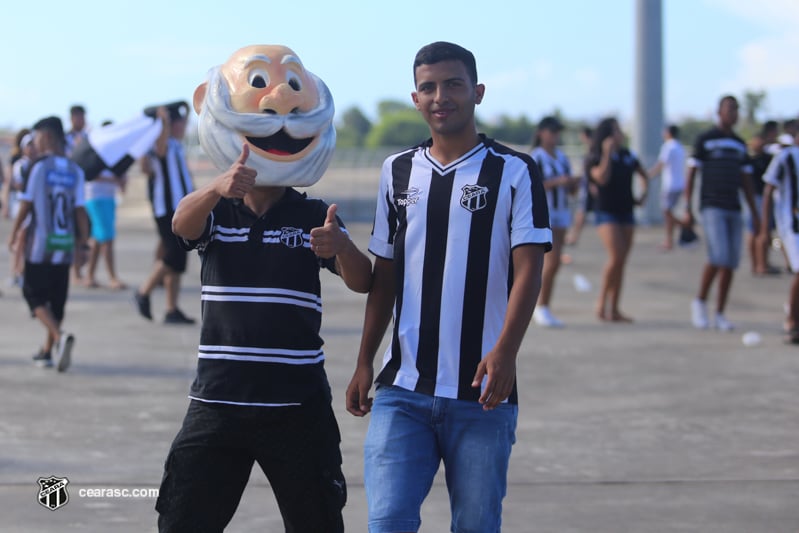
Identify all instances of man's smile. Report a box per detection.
[246,128,314,156]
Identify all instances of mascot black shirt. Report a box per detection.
[180,188,341,406]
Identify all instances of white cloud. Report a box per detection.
[707,0,799,94]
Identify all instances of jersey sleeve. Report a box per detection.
[367,158,396,260]
[762,149,789,189]
[511,158,552,251]
[179,211,215,251]
[18,160,43,202]
[688,133,705,168]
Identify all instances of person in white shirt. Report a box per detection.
[648,125,687,251]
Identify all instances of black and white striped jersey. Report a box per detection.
[19,155,86,265]
[370,135,551,403]
[530,146,572,213]
[181,190,342,407]
[688,127,752,211]
[147,138,194,217]
[763,145,799,235]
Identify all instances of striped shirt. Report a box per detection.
[688,127,752,211]
[181,190,342,407]
[530,146,572,220]
[148,138,194,217]
[19,155,85,265]
[762,145,799,235]
[370,135,552,403]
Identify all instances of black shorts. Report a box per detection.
[22,262,70,322]
[155,215,187,274]
[156,396,346,533]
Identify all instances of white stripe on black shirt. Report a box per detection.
[182,189,340,407]
[370,135,552,403]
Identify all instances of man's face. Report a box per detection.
[718,99,739,128]
[71,112,85,132]
[411,60,484,137]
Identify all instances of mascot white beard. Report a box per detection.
[197,65,336,187]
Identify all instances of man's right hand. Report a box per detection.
[346,365,374,417]
[215,144,257,199]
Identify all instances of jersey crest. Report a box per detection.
[460,184,488,212]
[279,227,305,248]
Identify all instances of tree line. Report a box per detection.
[335,89,777,149]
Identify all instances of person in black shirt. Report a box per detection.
[748,121,779,275]
[685,95,760,331]
[587,117,649,322]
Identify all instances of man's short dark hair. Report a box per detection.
[718,94,738,110]
[413,41,478,85]
[70,105,86,116]
[761,120,778,137]
[667,124,680,139]
[33,116,66,147]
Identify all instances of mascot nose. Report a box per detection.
[259,83,303,115]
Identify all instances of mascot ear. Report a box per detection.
[193,82,208,115]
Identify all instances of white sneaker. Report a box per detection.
[714,313,736,332]
[534,306,564,328]
[691,299,709,329]
[55,332,74,373]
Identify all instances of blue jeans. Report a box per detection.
[364,385,518,533]
[594,209,635,226]
[700,207,742,269]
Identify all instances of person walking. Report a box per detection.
[685,95,760,331]
[648,124,688,251]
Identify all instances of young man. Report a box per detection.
[685,95,760,331]
[346,41,551,533]
[648,124,687,251]
[8,116,88,371]
[133,105,195,324]
[760,125,799,342]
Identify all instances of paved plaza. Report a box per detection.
[1,171,798,532]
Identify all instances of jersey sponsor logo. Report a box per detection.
[279,227,305,248]
[460,184,489,212]
[37,476,70,511]
[395,187,421,207]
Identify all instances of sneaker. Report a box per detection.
[55,333,75,372]
[133,291,152,321]
[533,306,564,328]
[714,313,736,332]
[32,349,53,368]
[164,309,196,325]
[691,299,709,329]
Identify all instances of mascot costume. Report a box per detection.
[193,44,336,186]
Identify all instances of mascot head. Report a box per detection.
[194,44,336,187]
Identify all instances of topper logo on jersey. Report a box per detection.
[280,227,305,248]
[37,476,69,511]
[460,184,489,212]
[396,187,421,207]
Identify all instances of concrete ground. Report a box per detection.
[1,170,798,532]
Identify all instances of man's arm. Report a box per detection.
[741,171,761,235]
[647,160,664,179]
[8,200,31,251]
[310,204,372,293]
[472,243,545,410]
[172,145,255,239]
[153,108,170,158]
[683,166,698,226]
[345,256,395,416]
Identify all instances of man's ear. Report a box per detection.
[411,92,420,110]
[475,83,485,105]
[193,82,208,115]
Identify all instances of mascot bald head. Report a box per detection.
[194,44,336,187]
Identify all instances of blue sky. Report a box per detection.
[2,0,797,131]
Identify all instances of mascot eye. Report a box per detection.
[286,71,302,91]
[248,69,270,89]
